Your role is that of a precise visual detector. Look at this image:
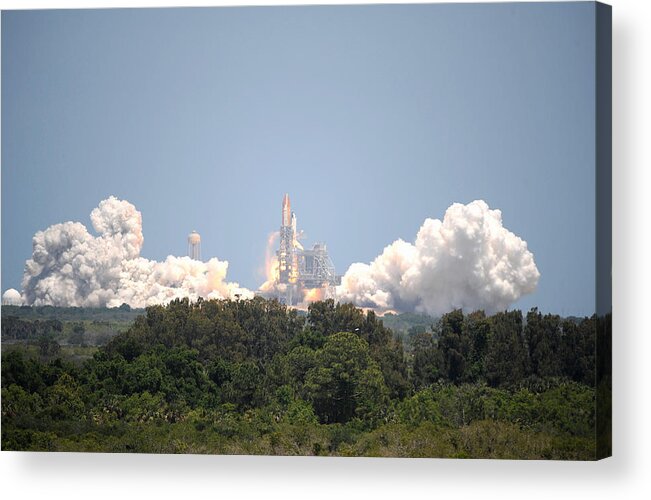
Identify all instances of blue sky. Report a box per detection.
[2,3,597,316]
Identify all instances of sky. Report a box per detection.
[2,2,597,316]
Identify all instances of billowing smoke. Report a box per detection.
[336,200,540,315]
[22,197,253,308]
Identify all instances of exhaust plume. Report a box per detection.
[336,200,540,315]
[21,197,253,308]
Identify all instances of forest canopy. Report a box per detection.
[1,297,611,459]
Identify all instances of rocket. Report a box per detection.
[282,193,291,227]
[278,193,299,285]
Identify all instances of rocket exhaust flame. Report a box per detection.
[259,231,280,293]
[304,287,326,302]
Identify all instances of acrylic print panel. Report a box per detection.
[1,2,611,459]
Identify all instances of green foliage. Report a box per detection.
[2,384,43,420]
[38,334,61,358]
[397,387,445,428]
[121,392,175,422]
[69,322,86,345]
[411,332,443,389]
[284,399,319,426]
[396,381,595,438]
[438,309,466,383]
[2,304,143,323]
[463,311,490,381]
[0,299,606,459]
[44,373,86,421]
[304,332,390,426]
[219,360,263,409]
[2,316,63,341]
[2,307,136,347]
[485,311,527,387]
[1,350,46,393]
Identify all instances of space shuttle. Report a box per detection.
[279,194,299,284]
[282,193,292,227]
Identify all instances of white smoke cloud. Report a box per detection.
[19,197,538,313]
[336,200,540,315]
[21,196,253,308]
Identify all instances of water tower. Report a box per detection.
[188,230,201,261]
[2,288,22,306]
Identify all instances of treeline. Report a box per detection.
[2,316,63,341]
[1,298,610,459]
[2,304,143,322]
[412,308,601,389]
[2,315,131,347]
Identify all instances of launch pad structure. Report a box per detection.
[276,193,339,305]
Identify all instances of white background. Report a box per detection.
[0,0,649,498]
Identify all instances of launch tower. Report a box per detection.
[275,194,338,304]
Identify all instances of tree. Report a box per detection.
[463,311,490,382]
[411,332,443,389]
[69,322,86,345]
[436,309,468,383]
[304,332,389,424]
[44,373,85,421]
[211,359,263,410]
[485,311,527,387]
[1,350,46,393]
[1,384,43,420]
[38,335,61,358]
[354,365,390,427]
[307,300,363,339]
[524,308,562,378]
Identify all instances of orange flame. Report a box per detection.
[259,231,280,292]
[303,287,326,303]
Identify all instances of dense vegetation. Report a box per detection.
[1,298,610,459]
[2,304,139,348]
[2,304,143,322]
